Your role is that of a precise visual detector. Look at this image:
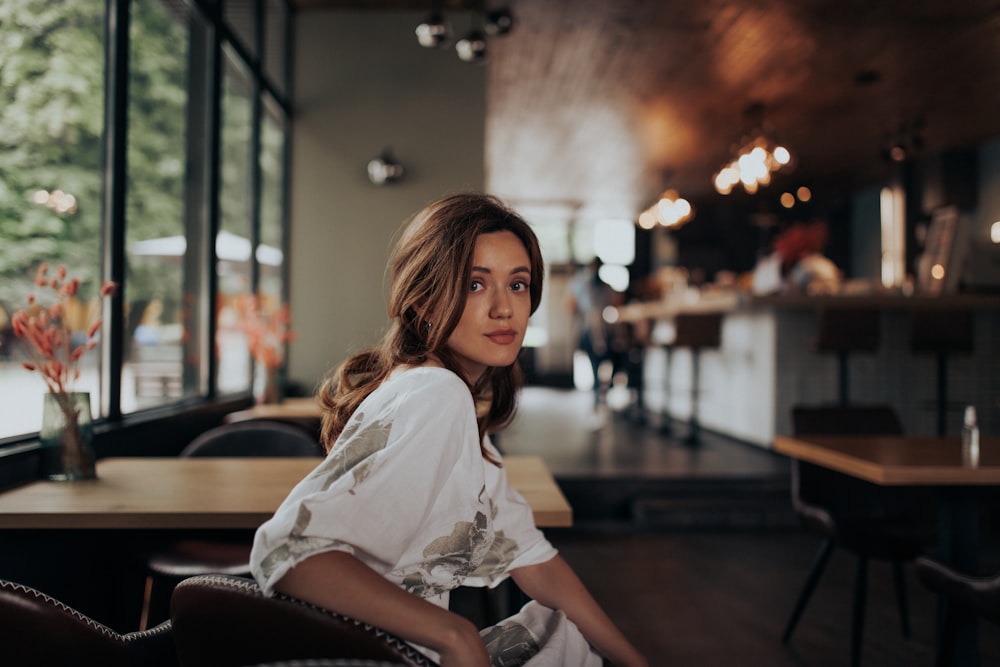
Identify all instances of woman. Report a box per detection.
[250,193,646,667]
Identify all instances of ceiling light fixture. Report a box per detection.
[714,103,792,195]
[637,189,694,230]
[455,29,487,62]
[417,7,514,63]
[456,12,488,64]
[880,117,924,164]
[484,8,515,36]
[367,148,404,186]
[415,12,450,48]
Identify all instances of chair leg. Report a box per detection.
[782,539,835,644]
[659,347,672,434]
[139,574,155,631]
[684,349,701,446]
[891,560,911,638]
[935,598,956,667]
[837,350,850,407]
[851,556,869,667]
[139,573,175,631]
[934,352,947,437]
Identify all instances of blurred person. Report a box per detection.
[565,258,621,407]
[752,219,841,295]
[250,193,647,667]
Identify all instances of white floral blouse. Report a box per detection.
[250,366,601,666]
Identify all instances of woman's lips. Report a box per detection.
[486,330,517,345]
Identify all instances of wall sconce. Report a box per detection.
[637,190,694,230]
[367,148,404,186]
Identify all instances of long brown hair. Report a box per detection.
[317,193,545,463]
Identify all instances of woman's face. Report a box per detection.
[445,230,533,383]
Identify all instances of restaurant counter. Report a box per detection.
[618,290,1000,448]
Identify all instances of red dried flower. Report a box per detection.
[10,264,117,394]
[233,294,296,370]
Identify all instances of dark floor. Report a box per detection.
[492,385,1000,667]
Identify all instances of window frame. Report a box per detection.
[0,0,294,473]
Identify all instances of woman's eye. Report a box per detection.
[469,280,484,292]
[512,280,529,291]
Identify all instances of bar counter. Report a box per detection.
[618,290,1000,447]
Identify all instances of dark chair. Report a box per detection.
[170,574,436,667]
[782,405,936,667]
[0,578,177,667]
[139,420,324,630]
[667,313,723,444]
[915,556,1000,666]
[909,309,975,436]
[814,307,880,407]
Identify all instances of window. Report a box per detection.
[0,0,107,439]
[0,0,293,445]
[124,0,194,411]
[216,48,255,395]
[259,95,288,307]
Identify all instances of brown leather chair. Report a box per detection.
[915,556,1000,666]
[782,405,936,667]
[170,574,436,667]
[0,578,177,667]
[139,420,323,629]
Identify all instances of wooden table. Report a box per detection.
[774,434,1000,666]
[224,398,322,432]
[0,455,572,530]
[773,434,1000,486]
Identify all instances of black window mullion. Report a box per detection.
[100,0,132,422]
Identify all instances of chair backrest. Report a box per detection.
[814,307,880,353]
[910,309,975,355]
[915,556,1000,627]
[672,313,722,349]
[170,575,436,667]
[791,404,904,437]
[181,420,323,458]
[0,579,177,667]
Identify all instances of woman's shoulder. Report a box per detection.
[386,364,469,393]
[363,365,472,417]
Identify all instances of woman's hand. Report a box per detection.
[435,615,491,667]
[512,555,647,667]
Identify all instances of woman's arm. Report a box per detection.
[275,550,489,667]
[511,554,648,667]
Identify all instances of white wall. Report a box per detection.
[288,12,485,391]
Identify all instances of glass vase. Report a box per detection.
[254,365,283,405]
[39,392,97,481]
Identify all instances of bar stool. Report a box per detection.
[814,307,880,407]
[909,309,974,436]
[671,313,723,445]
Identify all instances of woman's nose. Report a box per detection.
[492,290,513,318]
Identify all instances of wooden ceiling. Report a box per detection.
[291,0,1000,223]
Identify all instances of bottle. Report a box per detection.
[961,405,980,468]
